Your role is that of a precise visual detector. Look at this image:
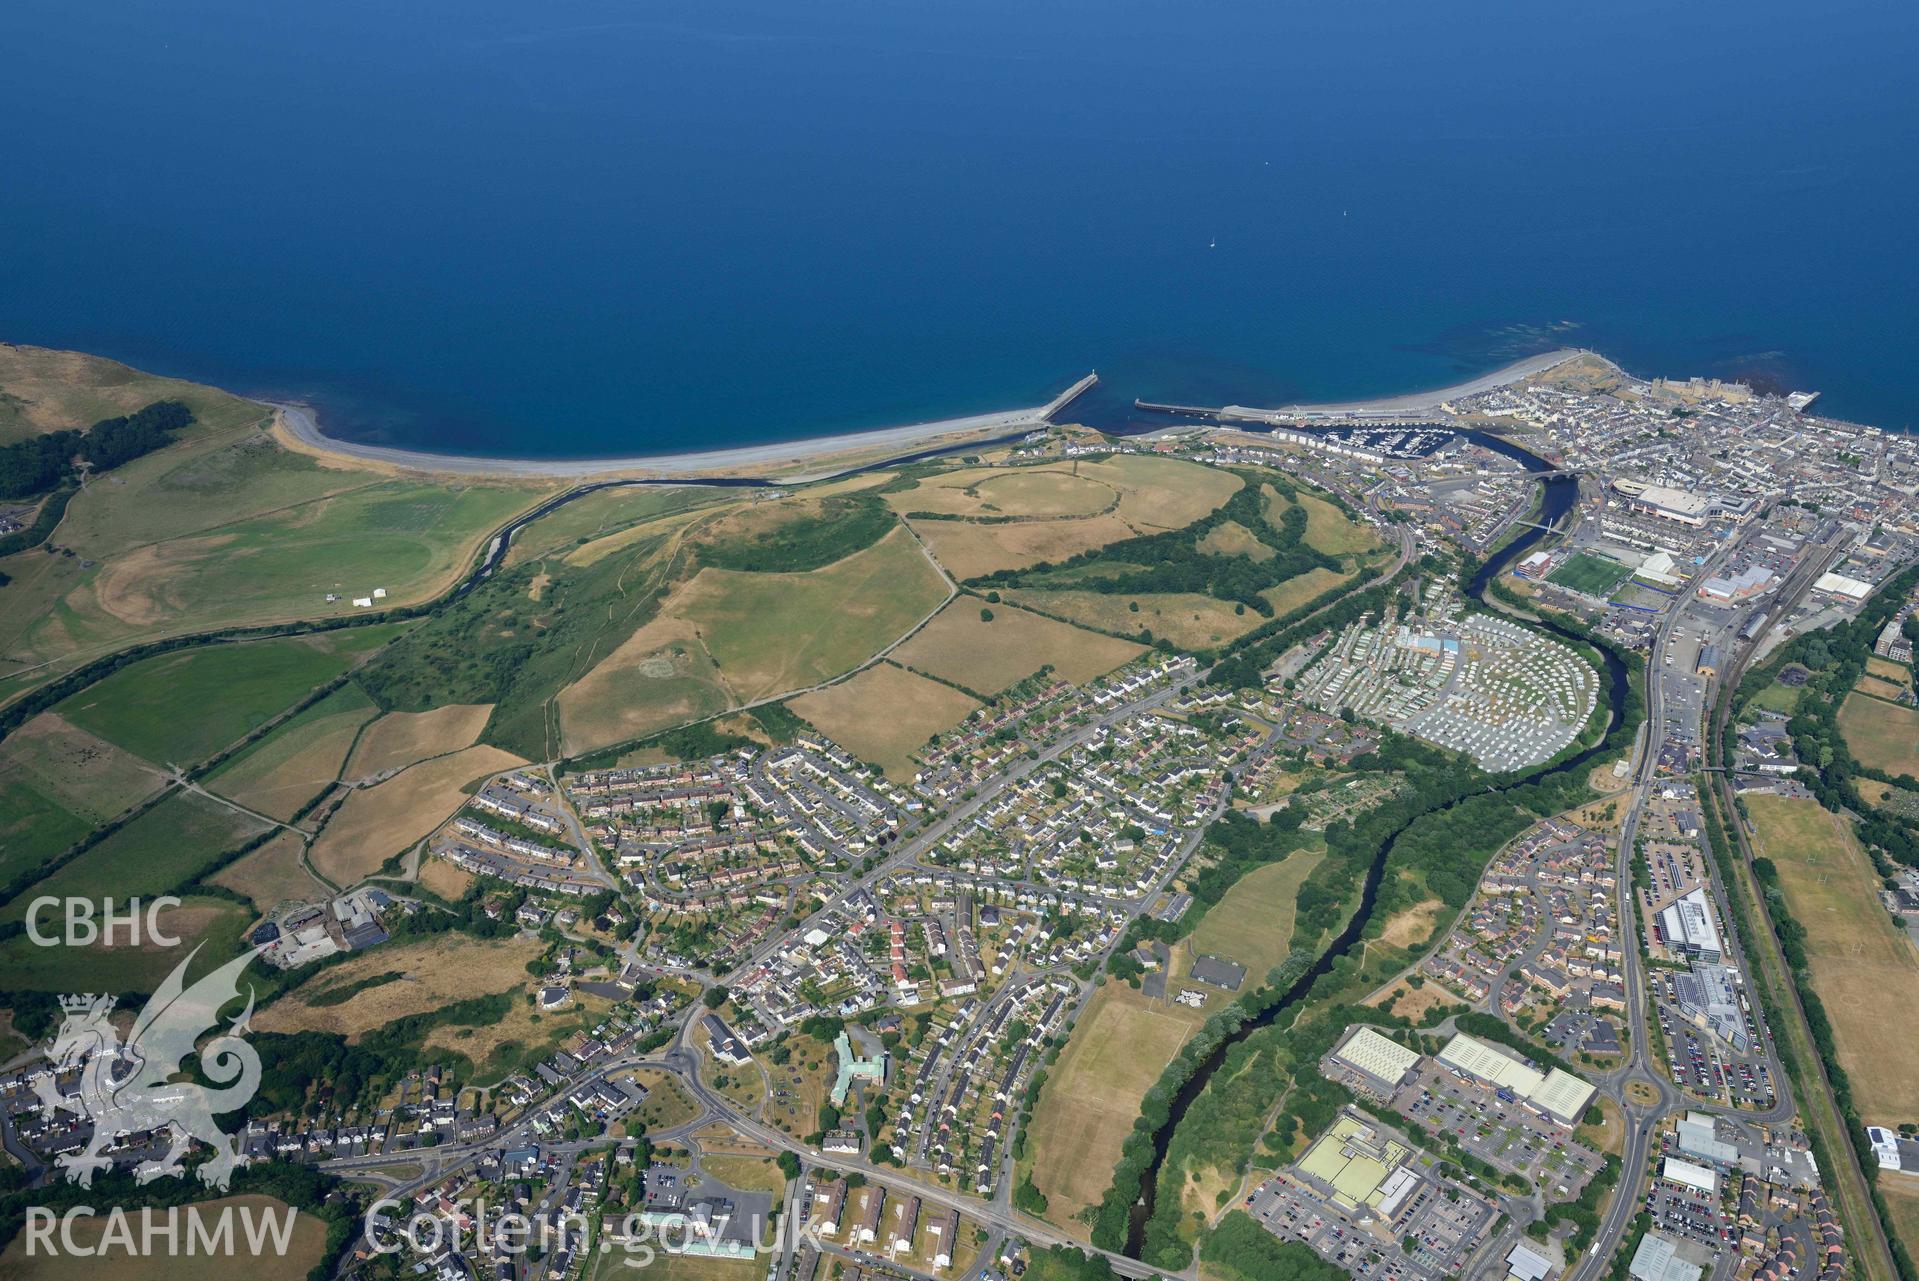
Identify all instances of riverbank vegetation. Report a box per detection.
[1085,552,1645,1268]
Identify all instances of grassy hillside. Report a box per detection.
[0,349,550,708]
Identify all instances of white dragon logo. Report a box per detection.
[36,944,264,1190]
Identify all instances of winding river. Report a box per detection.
[450,417,1633,1263]
[1121,430,1629,1258]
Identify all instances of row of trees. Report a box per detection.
[1744,564,1919,870]
[0,399,193,498]
[1700,783,1917,1281]
[1091,557,1648,1265]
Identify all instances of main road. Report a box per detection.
[1697,535,1901,1281]
[325,515,1429,1278]
[1563,530,1740,1281]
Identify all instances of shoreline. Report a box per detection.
[269,393,1074,484]
[1243,348,1591,418]
[269,353,1587,482]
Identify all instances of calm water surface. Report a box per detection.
[2,0,1914,455]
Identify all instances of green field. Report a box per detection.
[0,892,256,995]
[2,788,271,925]
[0,475,534,689]
[66,480,541,629]
[204,681,379,819]
[1547,551,1631,597]
[55,632,391,767]
[587,1248,757,1281]
[0,777,92,887]
[0,713,165,883]
[1188,846,1326,981]
[0,356,547,706]
[1838,690,1919,780]
[1747,677,1804,716]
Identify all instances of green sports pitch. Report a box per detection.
[1546,551,1631,597]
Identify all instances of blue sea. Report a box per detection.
[2,0,1914,456]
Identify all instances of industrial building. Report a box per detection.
[1675,1113,1739,1166]
[1659,888,1723,963]
[1296,1113,1419,1213]
[1696,564,1775,603]
[1813,570,1873,601]
[1630,1232,1705,1281]
[1435,1033,1596,1124]
[1661,1156,1720,1195]
[1673,963,1747,1051]
[1507,1242,1556,1281]
[1328,1026,1423,1094]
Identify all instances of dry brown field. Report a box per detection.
[1377,896,1445,949]
[670,527,948,702]
[309,744,524,885]
[1866,656,1912,686]
[1858,675,1909,702]
[206,687,377,820]
[0,711,165,818]
[1196,520,1275,561]
[0,342,266,442]
[345,703,492,779]
[1006,588,1259,649]
[1364,977,1466,1024]
[885,465,1117,518]
[210,830,323,911]
[1883,1176,1919,1264]
[1259,566,1353,617]
[803,470,895,496]
[1024,980,1208,1235]
[1188,849,1325,979]
[555,613,732,755]
[788,661,980,779]
[426,988,612,1081]
[1747,793,1919,1121]
[1074,454,1240,531]
[890,600,1142,695]
[910,512,1138,579]
[257,933,542,1040]
[1588,757,1634,794]
[0,1196,327,1280]
[417,856,475,899]
[1295,492,1381,555]
[1838,690,1919,779]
